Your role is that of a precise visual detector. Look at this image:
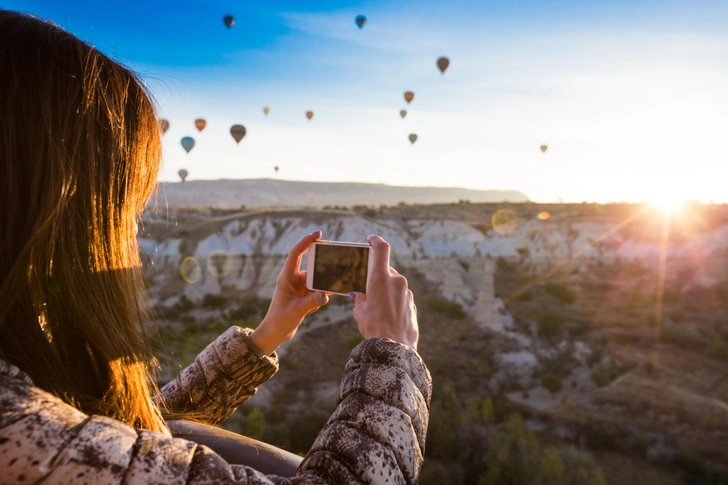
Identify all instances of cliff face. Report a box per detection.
[139,205,728,307]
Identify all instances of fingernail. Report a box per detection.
[317,292,326,304]
[311,230,322,236]
[347,292,356,304]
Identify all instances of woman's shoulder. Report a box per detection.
[0,357,87,431]
[0,358,34,386]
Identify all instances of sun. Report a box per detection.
[649,194,685,213]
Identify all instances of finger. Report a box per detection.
[347,291,366,305]
[407,289,416,309]
[295,270,309,296]
[300,291,329,313]
[367,235,390,276]
[283,231,322,276]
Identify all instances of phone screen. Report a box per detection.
[312,244,369,293]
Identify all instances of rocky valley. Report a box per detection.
[140,201,728,484]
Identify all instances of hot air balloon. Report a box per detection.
[408,134,418,144]
[223,15,235,28]
[305,111,314,121]
[263,107,270,116]
[404,91,414,104]
[230,125,247,144]
[274,166,279,173]
[355,15,366,28]
[160,119,170,134]
[194,119,206,132]
[437,56,450,74]
[400,110,407,119]
[540,145,548,153]
[178,169,189,182]
[181,137,195,154]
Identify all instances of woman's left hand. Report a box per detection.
[250,231,328,355]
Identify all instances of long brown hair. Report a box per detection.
[0,10,168,434]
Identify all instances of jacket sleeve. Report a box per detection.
[293,338,432,485]
[0,337,431,485]
[156,326,279,425]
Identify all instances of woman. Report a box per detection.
[0,10,431,485]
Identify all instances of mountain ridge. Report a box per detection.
[152,178,529,208]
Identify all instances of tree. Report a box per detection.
[481,414,541,485]
[466,396,494,424]
[541,372,563,394]
[243,407,266,439]
[427,382,464,461]
[543,281,577,304]
[537,309,566,338]
[709,336,728,361]
[480,415,607,485]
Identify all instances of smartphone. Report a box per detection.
[305,240,370,296]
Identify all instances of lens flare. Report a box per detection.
[537,212,550,220]
[207,250,233,278]
[651,197,685,213]
[492,209,519,235]
[180,257,201,283]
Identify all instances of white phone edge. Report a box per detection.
[305,240,371,296]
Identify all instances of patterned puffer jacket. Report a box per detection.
[0,326,431,484]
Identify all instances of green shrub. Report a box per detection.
[419,460,456,485]
[709,336,728,361]
[426,382,464,461]
[543,281,577,304]
[518,290,534,301]
[466,396,494,424]
[426,298,466,319]
[496,256,511,271]
[646,314,659,327]
[177,295,195,312]
[161,306,181,320]
[288,407,331,454]
[481,414,542,485]
[584,421,621,451]
[259,298,272,317]
[519,273,532,284]
[180,314,198,332]
[643,360,658,377]
[542,372,563,394]
[590,369,611,387]
[243,407,266,439]
[347,334,365,349]
[537,309,566,338]
[557,447,608,485]
[227,296,270,321]
[202,293,227,308]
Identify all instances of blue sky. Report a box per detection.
[5,0,728,203]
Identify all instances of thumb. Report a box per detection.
[302,291,328,313]
[347,292,366,306]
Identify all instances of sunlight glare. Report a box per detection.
[650,195,685,213]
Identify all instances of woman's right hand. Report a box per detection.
[347,235,419,351]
